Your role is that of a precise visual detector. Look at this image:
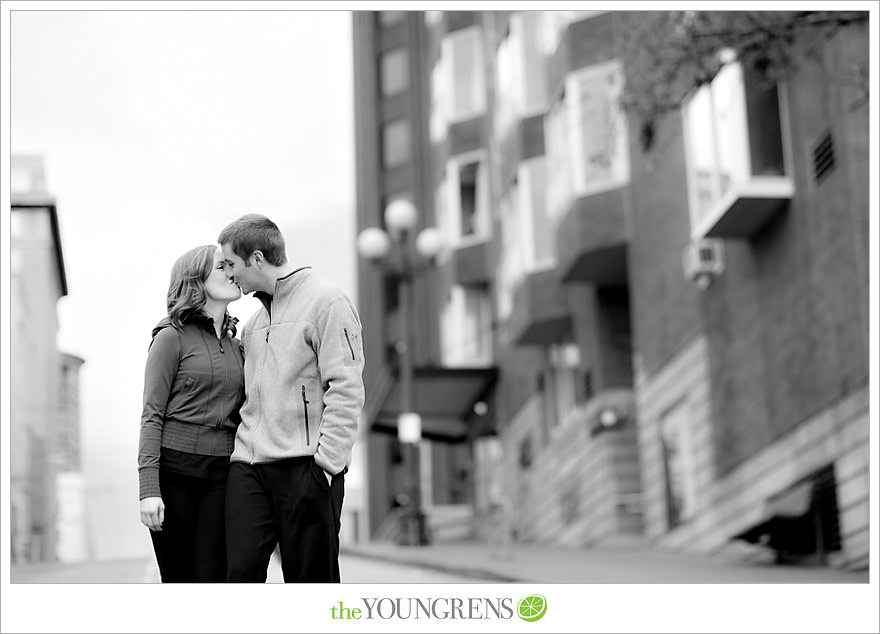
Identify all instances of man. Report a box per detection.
[218,214,364,582]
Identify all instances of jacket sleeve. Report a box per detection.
[138,328,180,499]
[314,296,365,475]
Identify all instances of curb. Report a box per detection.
[340,546,525,583]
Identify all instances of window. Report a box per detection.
[683,54,792,239]
[544,60,629,221]
[519,12,547,114]
[380,48,409,97]
[497,182,524,322]
[444,27,485,123]
[569,61,630,197]
[494,26,517,139]
[381,119,411,168]
[659,401,699,529]
[429,55,448,143]
[496,157,554,322]
[436,153,490,245]
[440,285,492,366]
[544,92,574,224]
[494,12,548,141]
[458,162,478,237]
[519,158,553,267]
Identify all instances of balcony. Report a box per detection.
[508,268,572,346]
[451,238,491,286]
[692,177,794,240]
[448,115,486,157]
[556,188,629,285]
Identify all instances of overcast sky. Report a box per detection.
[10,9,357,560]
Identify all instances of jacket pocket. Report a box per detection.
[301,385,310,446]
[343,327,361,367]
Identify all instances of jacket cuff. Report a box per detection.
[139,467,161,500]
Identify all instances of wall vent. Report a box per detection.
[812,131,836,184]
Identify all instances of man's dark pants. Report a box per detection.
[225,457,344,582]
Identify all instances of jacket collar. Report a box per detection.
[255,266,312,314]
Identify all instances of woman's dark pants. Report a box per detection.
[149,469,227,583]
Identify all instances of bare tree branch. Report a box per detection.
[619,10,869,151]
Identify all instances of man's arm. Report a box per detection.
[313,296,365,476]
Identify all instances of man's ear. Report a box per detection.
[251,250,264,268]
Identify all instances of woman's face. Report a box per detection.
[204,247,241,304]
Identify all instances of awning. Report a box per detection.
[365,365,498,442]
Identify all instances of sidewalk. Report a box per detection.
[340,538,868,584]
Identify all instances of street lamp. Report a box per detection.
[357,198,443,547]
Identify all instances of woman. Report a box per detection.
[138,244,245,582]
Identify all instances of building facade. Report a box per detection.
[10,155,84,564]
[352,10,869,568]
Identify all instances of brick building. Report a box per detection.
[352,10,869,568]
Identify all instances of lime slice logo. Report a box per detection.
[517,594,547,622]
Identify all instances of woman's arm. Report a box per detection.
[137,328,179,501]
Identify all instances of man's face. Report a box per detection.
[221,243,258,295]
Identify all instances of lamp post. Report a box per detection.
[357,199,443,546]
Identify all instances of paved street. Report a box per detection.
[11,540,868,585]
[10,552,497,584]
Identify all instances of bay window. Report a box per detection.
[496,156,554,322]
[569,60,630,197]
[683,54,793,240]
[494,12,548,140]
[443,26,486,123]
[545,60,629,222]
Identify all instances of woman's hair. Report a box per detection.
[217,213,287,266]
[166,244,237,336]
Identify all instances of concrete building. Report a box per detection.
[55,353,89,562]
[10,155,83,564]
[352,10,869,568]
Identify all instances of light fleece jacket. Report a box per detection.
[231,267,365,476]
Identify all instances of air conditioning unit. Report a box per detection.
[682,239,724,290]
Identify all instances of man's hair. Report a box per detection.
[166,244,237,335]
[218,214,287,266]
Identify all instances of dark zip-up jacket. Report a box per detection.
[138,315,245,499]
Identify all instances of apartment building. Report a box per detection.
[353,10,869,568]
